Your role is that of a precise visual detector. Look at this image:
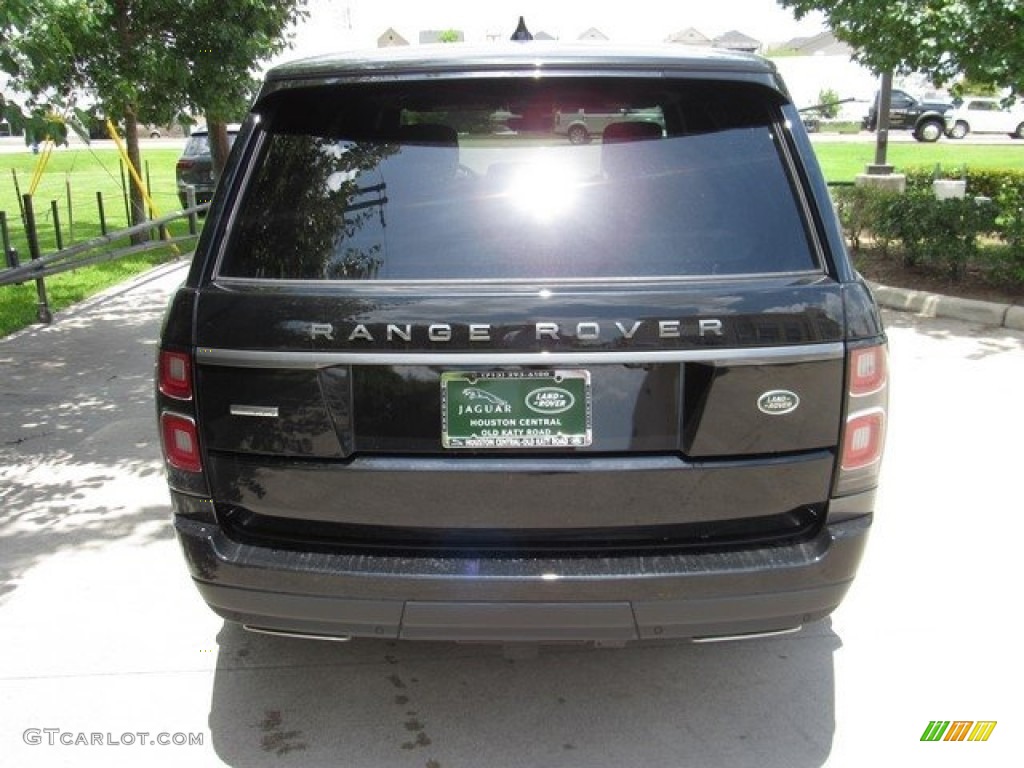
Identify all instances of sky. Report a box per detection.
[276,0,828,64]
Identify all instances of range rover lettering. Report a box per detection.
[157,43,888,645]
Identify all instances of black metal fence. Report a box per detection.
[1,192,208,323]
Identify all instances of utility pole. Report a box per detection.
[867,70,895,175]
[856,70,905,193]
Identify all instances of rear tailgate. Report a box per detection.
[185,71,854,553]
[192,280,845,551]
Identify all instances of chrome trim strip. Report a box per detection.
[692,625,802,643]
[244,625,351,642]
[198,343,844,369]
[229,404,280,418]
[211,269,825,289]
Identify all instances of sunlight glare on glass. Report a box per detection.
[506,161,578,221]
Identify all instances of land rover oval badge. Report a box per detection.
[525,387,576,415]
[757,390,800,415]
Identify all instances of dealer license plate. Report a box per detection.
[441,370,592,449]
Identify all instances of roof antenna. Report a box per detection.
[511,16,533,41]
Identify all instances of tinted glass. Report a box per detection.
[183,132,238,157]
[219,79,817,281]
[183,135,210,157]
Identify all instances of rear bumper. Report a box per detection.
[174,502,871,643]
[176,182,215,206]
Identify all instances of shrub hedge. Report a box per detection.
[831,167,1024,284]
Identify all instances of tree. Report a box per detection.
[154,1,308,176]
[6,1,189,235]
[816,88,841,119]
[2,1,83,145]
[0,95,80,147]
[3,0,306,234]
[778,1,1024,95]
[0,1,30,72]
[950,78,999,100]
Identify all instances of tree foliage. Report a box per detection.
[2,1,69,143]
[950,78,999,100]
[4,1,178,230]
[778,0,1024,95]
[5,1,307,124]
[2,0,307,224]
[155,1,307,123]
[0,0,32,74]
[816,88,841,119]
[0,95,84,147]
[167,1,308,174]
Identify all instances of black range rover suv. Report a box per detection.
[157,44,888,644]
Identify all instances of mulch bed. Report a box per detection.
[852,247,1023,306]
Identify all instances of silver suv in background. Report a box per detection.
[555,106,665,144]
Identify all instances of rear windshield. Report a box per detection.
[218,78,818,281]
[183,132,238,157]
[183,134,210,157]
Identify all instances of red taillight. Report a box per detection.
[836,342,889,496]
[159,350,192,400]
[849,346,887,396]
[161,412,202,472]
[176,159,195,171]
[841,408,885,470]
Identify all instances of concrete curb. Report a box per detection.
[867,281,1024,330]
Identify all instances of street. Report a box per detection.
[0,261,1020,767]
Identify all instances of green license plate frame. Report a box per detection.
[441,370,592,449]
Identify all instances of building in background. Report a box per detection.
[712,30,761,53]
[377,27,409,47]
[664,28,712,46]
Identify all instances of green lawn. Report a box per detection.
[0,248,186,336]
[812,141,1024,182]
[1,146,184,254]
[1,145,192,337]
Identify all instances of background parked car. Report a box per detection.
[175,124,240,207]
[143,123,187,139]
[945,97,1024,139]
[554,106,664,144]
[863,88,952,142]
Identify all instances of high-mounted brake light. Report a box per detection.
[161,412,202,473]
[159,350,192,400]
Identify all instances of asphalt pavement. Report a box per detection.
[1,260,1021,767]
